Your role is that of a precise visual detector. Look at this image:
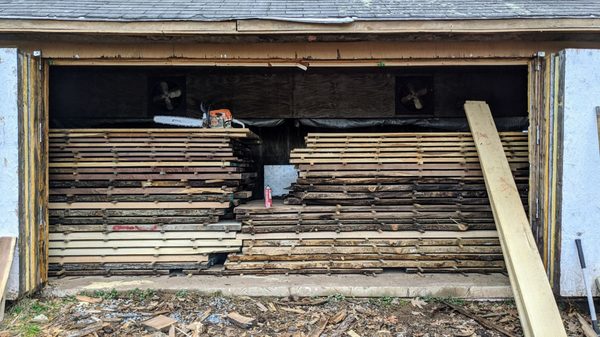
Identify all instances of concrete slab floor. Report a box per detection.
[44,272,512,299]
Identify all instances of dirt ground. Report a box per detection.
[0,290,592,337]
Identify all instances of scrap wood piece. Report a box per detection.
[254,301,268,312]
[142,314,177,332]
[464,101,567,337]
[226,312,255,329]
[280,307,306,314]
[307,315,329,337]
[330,314,356,337]
[276,298,328,306]
[0,237,16,323]
[329,309,347,324]
[442,301,518,337]
[65,321,105,337]
[75,295,103,304]
[576,313,598,337]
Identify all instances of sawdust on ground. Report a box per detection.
[0,289,591,337]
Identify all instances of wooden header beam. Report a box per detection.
[464,101,566,337]
[0,18,599,35]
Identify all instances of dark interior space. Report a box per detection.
[50,65,529,198]
[50,65,528,123]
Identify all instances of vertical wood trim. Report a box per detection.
[550,53,565,292]
[17,52,47,294]
[541,56,551,274]
[21,53,30,293]
[41,60,49,283]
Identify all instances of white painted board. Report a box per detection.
[558,49,600,296]
[0,48,20,299]
[264,165,298,197]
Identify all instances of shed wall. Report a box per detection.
[0,48,20,299]
[558,49,600,296]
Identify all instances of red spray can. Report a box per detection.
[264,185,272,208]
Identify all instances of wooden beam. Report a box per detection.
[464,101,566,337]
[48,59,530,67]
[5,39,600,62]
[0,18,600,35]
[0,237,16,322]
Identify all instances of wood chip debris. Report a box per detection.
[226,312,255,329]
[142,314,177,332]
[75,295,103,304]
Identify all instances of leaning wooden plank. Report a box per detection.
[0,237,17,322]
[464,101,566,337]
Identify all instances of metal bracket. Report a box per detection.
[32,50,42,70]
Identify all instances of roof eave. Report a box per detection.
[0,17,600,35]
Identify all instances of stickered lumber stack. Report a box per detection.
[286,132,528,206]
[48,128,258,276]
[224,132,528,275]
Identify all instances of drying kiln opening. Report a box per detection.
[46,65,529,277]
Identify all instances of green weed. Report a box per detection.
[422,296,466,306]
[327,293,346,302]
[175,289,189,298]
[19,323,42,337]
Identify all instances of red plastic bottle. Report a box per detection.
[264,185,272,208]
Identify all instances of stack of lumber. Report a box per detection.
[286,132,528,206]
[224,132,528,275]
[48,128,258,276]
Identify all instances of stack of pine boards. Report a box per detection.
[224,131,528,275]
[48,128,258,276]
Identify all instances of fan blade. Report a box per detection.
[165,97,173,110]
[168,89,182,98]
[414,97,423,110]
[400,95,412,104]
[160,81,169,95]
[416,88,428,96]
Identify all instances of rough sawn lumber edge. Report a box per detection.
[0,237,17,322]
[463,101,566,337]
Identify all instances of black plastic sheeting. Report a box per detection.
[238,117,528,132]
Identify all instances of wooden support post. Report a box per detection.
[463,101,567,337]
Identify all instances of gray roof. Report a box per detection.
[0,0,598,22]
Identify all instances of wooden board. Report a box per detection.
[50,231,237,241]
[464,101,566,337]
[49,247,240,256]
[0,237,16,322]
[237,230,499,240]
[49,255,210,264]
